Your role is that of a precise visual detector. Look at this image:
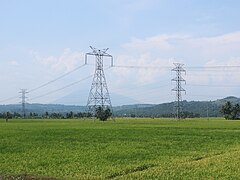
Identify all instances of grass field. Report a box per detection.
[0,118,240,179]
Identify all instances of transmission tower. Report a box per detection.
[171,63,186,119]
[19,89,28,118]
[85,46,113,115]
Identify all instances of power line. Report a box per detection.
[186,65,240,69]
[29,64,86,93]
[187,94,225,98]
[112,65,171,69]
[0,95,19,104]
[187,84,240,88]
[28,67,112,102]
[112,64,240,70]
[1,62,240,105]
[0,64,87,104]
[111,79,170,92]
[28,74,93,101]
[113,84,171,98]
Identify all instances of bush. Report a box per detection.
[95,107,112,121]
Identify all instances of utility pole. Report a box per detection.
[171,63,186,119]
[85,46,113,115]
[19,89,28,118]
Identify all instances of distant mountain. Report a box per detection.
[53,90,140,106]
[214,96,240,105]
[0,104,85,114]
[0,96,239,117]
[113,96,240,117]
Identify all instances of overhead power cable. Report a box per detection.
[29,64,86,93]
[112,65,171,69]
[187,94,226,98]
[0,64,86,103]
[113,64,240,70]
[28,74,93,101]
[187,84,240,88]
[29,66,112,101]
[186,65,240,69]
[112,84,171,97]
[0,95,19,103]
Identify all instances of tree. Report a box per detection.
[232,103,240,120]
[45,111,49,118]
[95,107,112,121]
[5,112,12,122]
[130,114,136,118]
[221,101,233,119]
[221,101,240,120]
[66,111,74,119]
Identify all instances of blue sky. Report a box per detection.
[1,0,240,105]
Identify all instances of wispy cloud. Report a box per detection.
[32,48,85,73]
[125,0,157,12]
[9,60,19,66]
[122,34,190,51]
[114,32,240,95]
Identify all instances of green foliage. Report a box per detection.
[1,118,240,179]
[114,101,221,117]
[221,101,240,120]
[0,112,21,119]
[95,107,112,121]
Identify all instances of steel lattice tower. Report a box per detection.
[171,63,186,119]
[85,46,113,115]
[19,89,28,118]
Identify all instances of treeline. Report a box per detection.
[0,112,22,119]
[0,111,200,119]
[117,111,200,118]
[43,111,92,119]
[0,111,92,119]
[161,111,201,118]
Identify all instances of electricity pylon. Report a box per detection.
[19,89,28,118]
[85,46,113,115]
[171,63,186,119]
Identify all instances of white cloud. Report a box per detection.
[113,53,172,85]
[32,48,85,73]
[120,31,240,67]
[9,60,19,66]
[194,32,240,45]
[185,32,240,57]
[111,32,240,102]
[122,34,187,51]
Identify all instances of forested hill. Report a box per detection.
[0,104,86,114]
[113,96,240,117]
[0,96,239,117]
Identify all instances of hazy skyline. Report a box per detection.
[1,0,240,105]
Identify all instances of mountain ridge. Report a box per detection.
[0,96,239,117]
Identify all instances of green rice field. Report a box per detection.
[0,118,240,179]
